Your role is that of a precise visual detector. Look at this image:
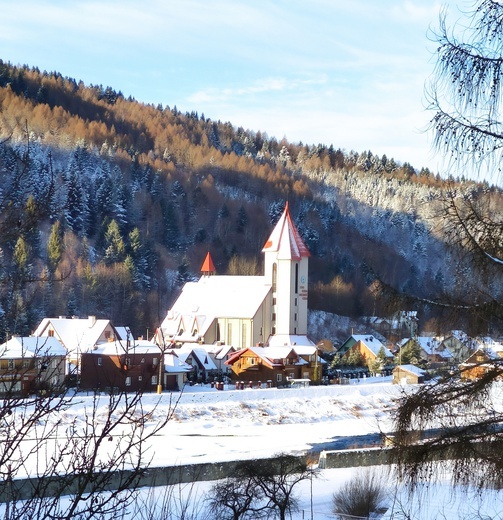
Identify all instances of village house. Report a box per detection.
[225,343,321,387]
[398,336,452,368]
[459,339,503,381]
[392,364,425,385]
[337,334,394,372]
[32,315,121,374]
[0,336,66,396]
[174,343,218,383]
[80,338,192,393]
[438,330,477,363]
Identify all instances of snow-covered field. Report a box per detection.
[139,378,503,519]
[6,377,503,518]
[142,378,399,466]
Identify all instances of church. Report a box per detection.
[157,202,321,385]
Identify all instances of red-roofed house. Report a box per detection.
[225,344,320,387]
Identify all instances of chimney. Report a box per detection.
[88,316,96,327]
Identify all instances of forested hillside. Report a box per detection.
[0,60,501,341]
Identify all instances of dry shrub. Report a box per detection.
[332,468,389,518]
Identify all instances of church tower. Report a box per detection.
[262,202,310,336]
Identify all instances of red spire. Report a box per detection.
[200,252,216,275]
[262,202,310,259]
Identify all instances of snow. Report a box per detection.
[6,378,503,518]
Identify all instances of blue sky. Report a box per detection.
[0,0,460,172]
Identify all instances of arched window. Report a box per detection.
[295,263,299,294]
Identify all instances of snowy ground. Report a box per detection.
[7,377,503,518]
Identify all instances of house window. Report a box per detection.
[151,375,158,385]
[48,329,54,337]
[277,373,283,382]
[125,376,132,386]
[98,357,102,366]
[249,358,256,365]
[138,376,143,382]
[23,360,30,369]
[52,358,59,369]
[51,376,59,386]
[125,357,131,367]
[153,357,158,366]
[105,331,111,339]
[7,360,14,370]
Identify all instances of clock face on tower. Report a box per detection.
[300,275,306,284]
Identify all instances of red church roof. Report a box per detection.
[200,252,216,274]
[262,202,310,260]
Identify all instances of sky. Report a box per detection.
[0,0,464,173]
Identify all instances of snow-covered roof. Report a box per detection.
[394,364,425,376]
[416,336,450,357]
[266,334,316,349]
[176,345,218,371]
[33,317,115,356]
[261,202,310,260]
[90,339,161,356]
[163,351,193,373]
[114,326,132,341]
[352,335,393,357]
[0,336,66,358]
[160,275,271,339]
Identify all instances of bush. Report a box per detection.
[332,468,389,518]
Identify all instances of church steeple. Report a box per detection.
[262,202,310,336]
[262,202,310,260]
[200,252,216,276]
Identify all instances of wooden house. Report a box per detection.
[338,334,394,368]
[459,342,503,381]
[0,336,66,396]
[392,364,425,385]
[80,339,192,392]
[225,344,321,387]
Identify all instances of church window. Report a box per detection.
[242,323,247,345]
[272,263,277,293]
[227,323,233,345]
[295,263,299,294]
